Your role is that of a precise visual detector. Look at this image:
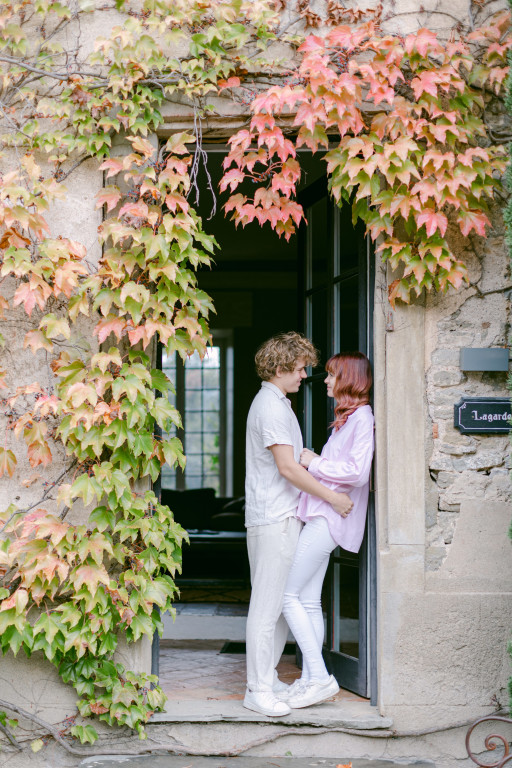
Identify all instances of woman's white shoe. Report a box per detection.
[275,676,308,701]
[243,690,291,716]
[287,675,339,709]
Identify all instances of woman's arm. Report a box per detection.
[269,444,353,517]
[304,418,374,487]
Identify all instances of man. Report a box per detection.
[243,331,353,717]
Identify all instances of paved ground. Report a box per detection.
[81,756,435,767]
[159,639,365,707]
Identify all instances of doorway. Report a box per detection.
[155,146,375,701]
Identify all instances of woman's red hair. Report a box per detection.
[326,352,372,430]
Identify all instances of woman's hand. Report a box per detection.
[300,448,319,468]
[329,492,353,518]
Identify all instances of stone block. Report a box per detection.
[427,500,512,592]
[438,441,477,455]
[431,369,465,387]
[437,497,460,512]
[430,349,461,366]
[452,451,505,472]
[435,471,456,488]
[429,453,453,471]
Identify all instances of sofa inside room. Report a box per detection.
[160,488,249,583]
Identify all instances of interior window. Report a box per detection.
[161,332,233,495]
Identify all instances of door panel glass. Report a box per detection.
[337,549,360,658]
[324,549,359,659]
[306,289,329,366]
[306,197,330,290]
[337,276,359,351]
[337,205,359,275]
[304,378,331,456]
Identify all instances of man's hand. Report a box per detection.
[330,492,353,518]
[270,444,352,512]
[299,448,319,468]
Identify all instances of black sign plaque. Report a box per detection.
[454,397,511,434]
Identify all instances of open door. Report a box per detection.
[298,176,376,699]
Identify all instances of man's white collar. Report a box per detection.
[261,381,287,399]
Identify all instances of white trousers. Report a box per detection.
[283,516,337,683]
[246,516,302,692]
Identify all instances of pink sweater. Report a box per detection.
[297,404,374,552]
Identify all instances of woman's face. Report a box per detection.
[325,370,336,399]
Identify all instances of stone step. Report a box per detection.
[153,697,393,730]
[80,756,435,768]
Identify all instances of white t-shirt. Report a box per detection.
[245,381,303,527]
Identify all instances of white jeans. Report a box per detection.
[246,516,302,692]
[283,516,337,683]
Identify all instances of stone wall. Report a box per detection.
[425,209,511,570]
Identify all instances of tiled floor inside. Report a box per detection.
[159,611,366,706]
[159,639,301,701]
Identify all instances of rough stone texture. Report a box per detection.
[424,208,512,568]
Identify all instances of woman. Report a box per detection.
[281,351,374,709]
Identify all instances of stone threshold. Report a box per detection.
[151,697,393,730]
[81,756,434,767]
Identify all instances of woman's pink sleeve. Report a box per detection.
[308,417,374,487]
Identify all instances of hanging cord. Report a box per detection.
[189,102,217,220]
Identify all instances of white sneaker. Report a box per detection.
[275,676,308,701]
[287,675,339,709]
[273,677,289,694]
[243,689,291,717]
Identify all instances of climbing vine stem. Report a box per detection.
[0,0,509,752]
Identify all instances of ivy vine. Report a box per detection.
[0,0,509,754]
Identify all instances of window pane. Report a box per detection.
[203,433,218,453]
[306,196,330,290]
[162,351,176,370]
[185,368,202,389]
[187,351,203,368]
[185,475,202,490]
[306,289,329,367]
[204,347,220,367]
[203,389,219,411]
[338,276,360,351]
[186,433,202,454]
[204,411,219,432]
[186,390,201,411]
[205,454,219,472]
[203,368,219,388]
[337,550,359,659]
[164,341,227,494]
[337,204,360,276]
[161,466,176,489]
[186,411,202,432]
[185,454,202,474]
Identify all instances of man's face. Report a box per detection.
[275,358,308,395]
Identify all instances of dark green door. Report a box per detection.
[298,176,376,699]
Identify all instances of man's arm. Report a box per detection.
[269,444,353,518]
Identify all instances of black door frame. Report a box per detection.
[151,146,377,702]
[297,176,376,701]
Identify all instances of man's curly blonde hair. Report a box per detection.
[255,332,318,381]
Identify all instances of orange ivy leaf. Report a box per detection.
[415,209,448,237]
[405,27,439,57]
[27,441,52,468]
[0,447,17,478]
[96,186,122,212]
[218,76,241,90]
[457,209,490,237]
[94,316,127,344]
